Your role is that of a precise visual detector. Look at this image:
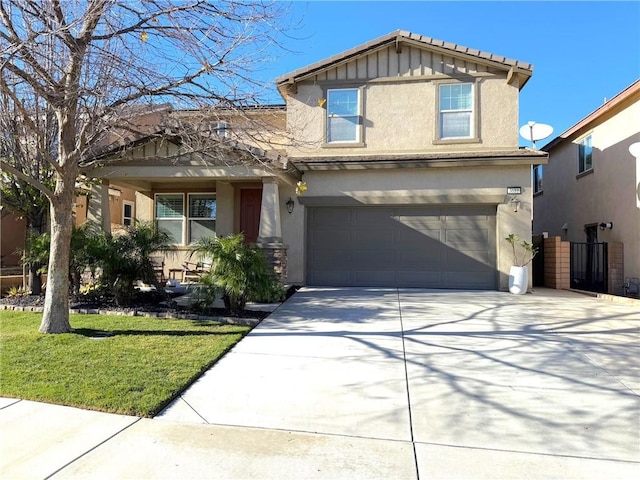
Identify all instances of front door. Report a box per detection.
[239,188,262,243]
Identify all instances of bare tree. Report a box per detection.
[1,84,56,295]
[0,0,290,333]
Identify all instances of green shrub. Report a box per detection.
[96,221,174,306]
[190,233,282,314]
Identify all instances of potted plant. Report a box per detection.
[505,233,538,295]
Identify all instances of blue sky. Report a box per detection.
[259,1,640,146]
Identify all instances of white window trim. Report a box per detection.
[122,200,135,226]
[437,82,475,141]
[187,193,217,244]
[154,193,185,245]
[577,134,594,175]
[326,87,362,144]
[215,121,228,138]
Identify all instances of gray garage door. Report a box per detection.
[307,205,496,289]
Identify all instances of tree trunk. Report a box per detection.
[39,197,74,334]
[28,264,42,295]
[27,212,47,295]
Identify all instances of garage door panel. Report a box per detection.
[352,249,395,267]
[309,270,353,286]
[445,228,489,243]
[352,270,397,285]
[445,251,492,271]
[397,248,443,269]
[310,251,350,269]
[312,228,351,245]
[444,271,495,289]
[399,270,444,287]
[353,208,395,227]
[307,205,496,289]
[396,227,442,245]
[311,208,352,226]
[352,229,395,244]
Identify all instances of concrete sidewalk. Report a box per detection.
[1,288,639,479]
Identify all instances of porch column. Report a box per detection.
[256,178,288,283]
[257,178,282,243]
[87,180,111,234]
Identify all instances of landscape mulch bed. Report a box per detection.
[0,294,271,325]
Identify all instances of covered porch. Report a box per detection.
[83,154,300,286]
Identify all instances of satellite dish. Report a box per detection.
[519,121,553,149]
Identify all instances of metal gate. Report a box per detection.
[570,242,608,293]
[532,235,545,287]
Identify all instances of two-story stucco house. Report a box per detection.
[533,79,640,292]
[85,30,547,291]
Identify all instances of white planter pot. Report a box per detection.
[509,266,528,295]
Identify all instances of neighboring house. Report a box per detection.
[0,210,26,268]
[84,30,547,291]
[0,185,135,271]
[533,79,640,290]
[74,184,137,231]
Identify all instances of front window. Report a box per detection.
[188,194,216,243]
[439,83,473,139]
[155,194,184,244]
[327,88,360,143]
[578,135,593,174]
[533,165,543,194]
[123,201,134,226]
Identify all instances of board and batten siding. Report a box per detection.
[314,45,499,82]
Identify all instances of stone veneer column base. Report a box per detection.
[256,242,288,284]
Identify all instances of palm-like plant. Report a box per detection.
[98,221,174,305]
[190,233,275,314]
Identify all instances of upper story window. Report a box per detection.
[439,83,474,139]
[578,135,593,174]
[533,165,543,194]
[327,88,361,143]
[214,121,228,138]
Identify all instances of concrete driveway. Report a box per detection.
[2,288,639,479]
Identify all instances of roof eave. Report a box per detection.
[292,150,548,171]
[276,30,533,90]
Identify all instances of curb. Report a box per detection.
[567,289,640,306]
[0,304,260,327]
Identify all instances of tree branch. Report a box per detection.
[0,158,55,200]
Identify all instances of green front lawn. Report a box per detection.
[0,312,250,417]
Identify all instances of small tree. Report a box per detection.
[191,233,276,314]
[505,234,538,267]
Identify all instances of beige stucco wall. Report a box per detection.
[279,182,304,284]
[284,165,532,290]
[0,213,26,268]
[533,100,640,281]
[285,76,519,156]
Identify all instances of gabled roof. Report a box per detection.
[276,30,533,91]
[542,78,640,151]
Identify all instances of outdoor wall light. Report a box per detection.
[510,196,521,212]
[599,222,613,230]
[286,197,295,214]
